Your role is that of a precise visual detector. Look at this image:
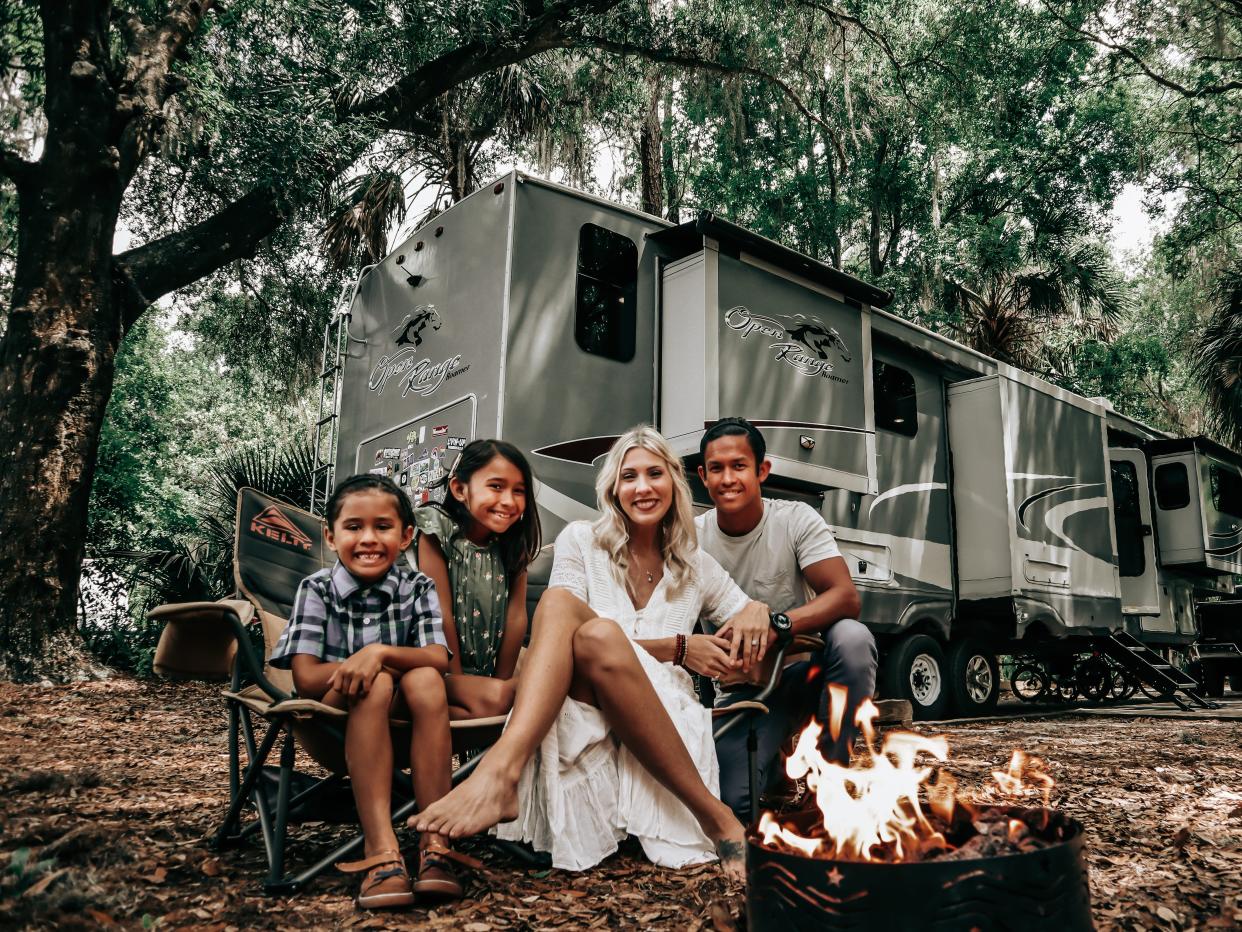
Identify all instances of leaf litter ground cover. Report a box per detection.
[0,679,1239,930]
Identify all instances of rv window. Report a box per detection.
[1209,464,1242,519]
[575,224,638,362]
[1110,460,1144,578]
[874,362,917,437]
[1154,462,1190,511]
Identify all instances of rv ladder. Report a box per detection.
[1097,631,1219,710]
[310,269,372,516]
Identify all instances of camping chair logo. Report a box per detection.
[724,306,851,384]
[250,506,314,551]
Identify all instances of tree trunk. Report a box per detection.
[639,69,664,217]
[0,1,125,677]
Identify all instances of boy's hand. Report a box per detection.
[329,643,388,696]
[716,601,771,671]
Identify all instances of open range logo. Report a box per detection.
[724,306,851,382]
[369,305,469,397]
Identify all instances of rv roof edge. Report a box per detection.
[647,211,894,310]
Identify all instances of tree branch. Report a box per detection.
[114,185,287,326]
[115,0,627,317]
[1045,4,1242,98]
[574,36,836,132]
[0,144,36,188]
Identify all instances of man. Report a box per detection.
[695,417,877,822]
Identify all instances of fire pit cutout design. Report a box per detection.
[747,694,1093,931]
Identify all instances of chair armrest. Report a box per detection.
[150,599,290,701]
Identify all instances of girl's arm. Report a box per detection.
[493,571,529,680]
[418,533,463,674]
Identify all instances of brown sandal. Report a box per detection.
[414,840,483,901]
[337,849,415,909]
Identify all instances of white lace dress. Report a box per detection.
[493,520,750,871]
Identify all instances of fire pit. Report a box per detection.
[746,694,1093,931]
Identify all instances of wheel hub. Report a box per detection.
[964,654,994,703]
[909,653,942,705]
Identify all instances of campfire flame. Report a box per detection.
[758,688,1057,863]
[991,750,1055,806]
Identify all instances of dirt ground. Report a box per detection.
[1,679,1240,930]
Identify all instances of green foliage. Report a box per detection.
[82,314,314,674]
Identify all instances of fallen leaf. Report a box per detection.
[145,866,168,884]
[200,857,223,877]
[709,900,737,932]
[1173,827,1192,849]
[1156,905,1178,922]
[462,924,492,932]
[85,910,119,928]
[21,867,69,897]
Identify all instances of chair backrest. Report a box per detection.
[234,488,332,692]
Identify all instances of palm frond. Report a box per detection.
[1191,260,1242,447]
[321,171,407,271]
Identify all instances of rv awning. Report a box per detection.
[1148,435,1242,470]
[649,211,894,309]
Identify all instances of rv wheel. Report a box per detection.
[1200,661,1226,698]
[880,634,949,721]
[946,638,1000,716]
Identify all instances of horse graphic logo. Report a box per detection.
[786,321,851,363]
[393,305,442,348]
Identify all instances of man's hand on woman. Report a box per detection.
[715,601,771,671]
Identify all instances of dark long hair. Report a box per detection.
[425,439,541,581]
[326,473,416,530]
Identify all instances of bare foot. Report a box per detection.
[408,762,519,839]
[705,809,747,884]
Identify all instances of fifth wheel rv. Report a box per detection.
[311,171,1241,719]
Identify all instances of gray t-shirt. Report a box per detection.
[695,499,842,621]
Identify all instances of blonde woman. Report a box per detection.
[414,426,766,879]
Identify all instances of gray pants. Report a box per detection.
[714,618,877,823]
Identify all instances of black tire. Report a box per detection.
[946,638,1000,716]
[1010,663,1048,703]
[880,634,949,721]
[1075,656,1112,705]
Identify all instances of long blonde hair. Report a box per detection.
[593,425,698,595]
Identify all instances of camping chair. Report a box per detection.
[149,488,509,895]
[708,634,827,821]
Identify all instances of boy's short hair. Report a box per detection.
[699,417,766,467]
[325,473,417,530]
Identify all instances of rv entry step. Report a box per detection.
[1096,631,1219,710]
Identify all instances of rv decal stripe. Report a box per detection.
[867,482,948,516]
[704,419,872,435]
[1016,482,1098,529]
[532,436,620,466]
[1208,527,1242,541]
[1206,540,1242,557]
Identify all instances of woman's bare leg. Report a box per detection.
[414,606,744,878]
[412,587,592,836]
[570,618,745,879]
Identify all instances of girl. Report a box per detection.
[268,474,469,908]
[413,439,542,720]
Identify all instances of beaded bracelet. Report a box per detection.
[674,633,687,667]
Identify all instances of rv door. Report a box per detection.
[1109,448,1160,615]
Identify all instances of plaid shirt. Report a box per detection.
[269,561,448,669]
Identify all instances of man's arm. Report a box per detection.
[786,555,862,635]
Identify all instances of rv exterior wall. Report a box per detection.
[947,376,1013,598]
[660,252,709,446]
[502,177,666,526]
[336,179,512,503]
[1153,452,1208,566]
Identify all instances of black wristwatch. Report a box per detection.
[768,611,793,647]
